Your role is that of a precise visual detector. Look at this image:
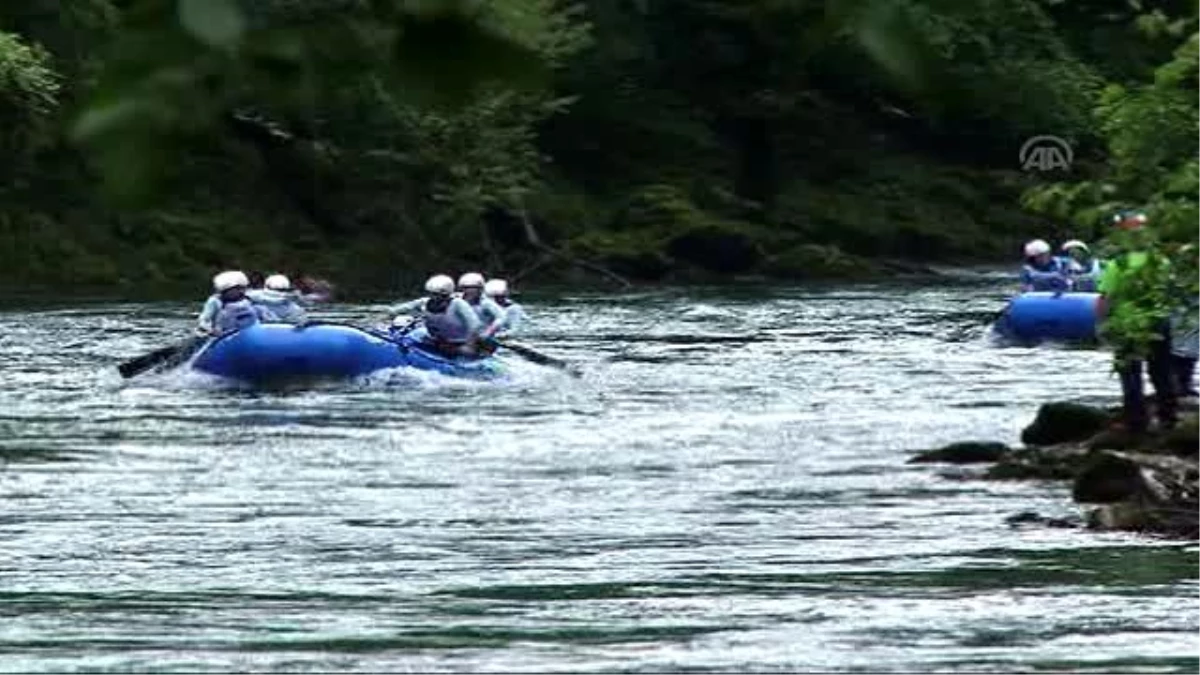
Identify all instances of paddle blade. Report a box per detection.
[117,336,207,379]
[118,344,181,378]
[493,340,579,377]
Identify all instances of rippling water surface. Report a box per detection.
[1,274,1196,673]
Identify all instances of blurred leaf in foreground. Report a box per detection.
[71,0,551,204]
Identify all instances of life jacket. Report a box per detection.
[1021,259,1068,292]
[495,300,524,335]
[422,296,472,344]
[248,289,305,323]
[1064,258,1102,291]
[463,296,505,326]
[1026,257,1060,273]
[467,298,485,319]
[215,298,262,334]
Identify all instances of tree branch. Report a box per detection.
[515,205,632,288]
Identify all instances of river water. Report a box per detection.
[1,274,1196,673]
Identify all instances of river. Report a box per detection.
[1,274,1196,673]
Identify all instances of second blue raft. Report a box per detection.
[190,323,504,384]
[993,291,1099,342]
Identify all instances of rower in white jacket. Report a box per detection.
[455,272,506,339]
[483,278,525,338]
[389,275,485,355]
[247,274,322,324]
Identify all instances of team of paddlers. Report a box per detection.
[1019,238,1102,292]
[195,271,525,357]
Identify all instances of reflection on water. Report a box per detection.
[0,277,1195,672]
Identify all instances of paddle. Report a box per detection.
[365,307,577,374]
[491,339,579,376]
[117,335,208,379]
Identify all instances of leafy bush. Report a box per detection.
[0,30,59,167]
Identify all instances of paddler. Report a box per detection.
[1020,239,1068,292]
[1059,240,1103,292]
[455,272,507,340]
[197,270,274,336]
[246,274,327,324]
[388,274,488,356]
[484,278,526,338]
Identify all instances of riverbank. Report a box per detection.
[911,399,1200,539]
[1,117,1043,297]
[0,258,981,304]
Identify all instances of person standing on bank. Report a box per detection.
[1171,241,1200,396]
[1096,210,1178,432]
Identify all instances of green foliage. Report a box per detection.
[1023,29,1199,360]
[1097,81,1197,195]
[1096,245,1176,362]
[385,89,571,246]
[0,0,1195,293]
[1038,0,1195,82]
[840,0,1103,142]
[0,0,118,74]
[0,30,59,166]
[71,0,555,203]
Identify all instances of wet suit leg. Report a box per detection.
[425,338,471,359]
[1147,321,1177,426]
[1117,349,1148,433]
[1171,355,1197,396]
[427,340,455,358]
[1117,320,1178,431]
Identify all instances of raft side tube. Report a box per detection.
[996,291,1099,342]
[190,323,501,382]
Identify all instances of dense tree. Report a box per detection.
[1024,28,1198,354]
[0,0,1194,294]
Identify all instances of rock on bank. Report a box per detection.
[909,399,1199,539]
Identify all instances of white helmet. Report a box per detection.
[424,274,455,296]
[213,270,249,292]
[1061,240,1089,253]
[264,274,291,291]
[1023,239,1051,257]
[484,278,509,298]
[457,272,485,289]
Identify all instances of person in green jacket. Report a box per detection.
[1096,210,1177,432]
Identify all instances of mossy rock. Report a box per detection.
[1086,428,1143,452]
[1161,416,1199,457]
[1085,501,1154,533]
[1072,451,1150,504]
[985,446,1088,480]
[1020,402,1112,446]
[587,184,775,277]
[762,243,874,279]
[615,184,707,232]
[568,230,673,281]
[665,222,762,274]
[909,441,1011,464]
[1005,510,1082,529]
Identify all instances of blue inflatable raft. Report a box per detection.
[190,323,504,384]
[993,291,1099,342]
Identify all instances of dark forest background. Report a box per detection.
[0,0,1195,296]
